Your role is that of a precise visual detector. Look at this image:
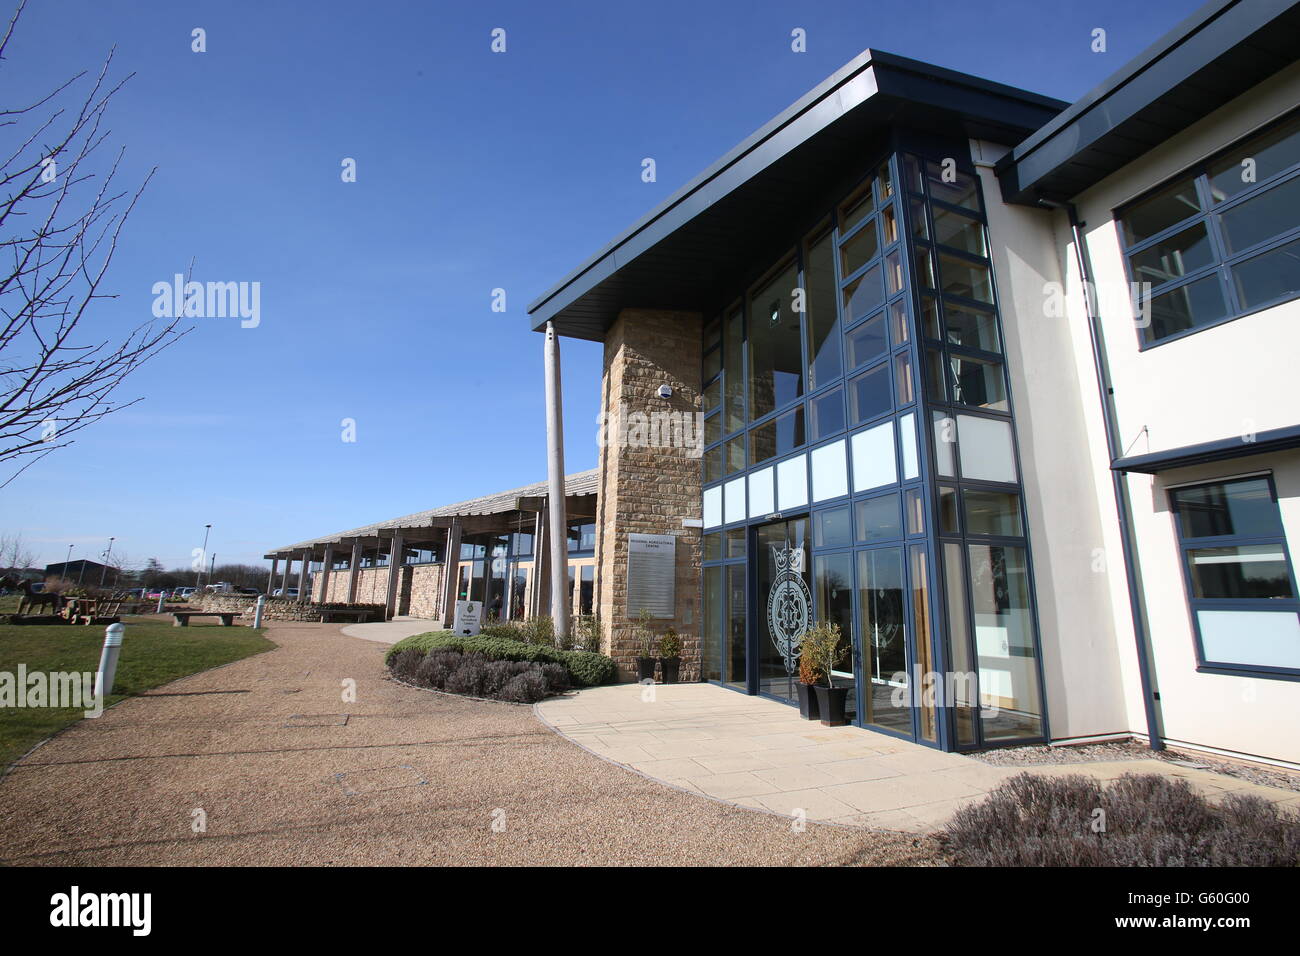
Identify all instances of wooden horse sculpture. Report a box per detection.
[5,576,64,616]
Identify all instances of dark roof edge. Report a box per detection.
[1111,424,1300,474]
[1006,0,1238,166]
[525,49,1065,328]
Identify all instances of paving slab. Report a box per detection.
[535,682,1298,833]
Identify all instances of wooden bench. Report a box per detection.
[319,608,379,623]
[171,611,240,627]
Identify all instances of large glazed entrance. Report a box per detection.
[754,517,810,704]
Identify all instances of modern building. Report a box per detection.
[275,0,1300,767]
[526,0,1300,766]
[264,470,599,626]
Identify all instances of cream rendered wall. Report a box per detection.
[1126,453,1300,765]
[1068,62,1300,766]
[973,141,1143,742]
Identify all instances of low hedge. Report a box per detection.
[385,632,617,687]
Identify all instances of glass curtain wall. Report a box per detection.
[902,153,1046,746]
[700,145,1047,750]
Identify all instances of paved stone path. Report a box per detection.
[536,683,1300,833]
[0,623,930,866]
[341,617,440,645]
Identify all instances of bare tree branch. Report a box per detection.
[0,2,189,483]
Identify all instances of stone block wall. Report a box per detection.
[595,308,703,681]
[405,563,444,618]
[195,593,326,622]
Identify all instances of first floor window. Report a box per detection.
[1170,476,1300,674]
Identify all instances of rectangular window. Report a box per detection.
[804,230,841,391]
[1170,476,1300,674]
[749,406,804,466]
[1120,110,1300,345]
[748,262,804,420]
[809,386,845,441]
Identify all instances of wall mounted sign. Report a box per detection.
[627,533,675,618]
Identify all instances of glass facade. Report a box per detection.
[700,146,1047,751]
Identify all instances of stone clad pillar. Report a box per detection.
[318,545,334,603]
[267,557,278,595]
[385,533,404,620]
[441,519,463,627]
[297,551,309,602]
[348,541,364,600]
[281,557,293,594]
[595,309,703,680]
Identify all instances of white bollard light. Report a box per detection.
[96,622,125,698]
[253,594,266,628]
[156,592,166,614]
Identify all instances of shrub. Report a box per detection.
[799,621,844,688]
[574,614,603,654]
[480,621,524,641]
[659,628,681,658]
[518,615,555,647]
[939,771,1300,867]
[444,653,490,696]
[540,662,571,692]
[385,632,616,687]
[498,670,548,703]
[389,648,426,682]
[564,650,617,687]
[415,649,461,689]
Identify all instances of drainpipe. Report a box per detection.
[1060,201,1165,752]
[544,321,570,641]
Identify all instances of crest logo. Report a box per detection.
[767,544,811,676]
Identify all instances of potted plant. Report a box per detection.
[658,628,682,684]
[797,651,822,720]
[801,620,850,726]
[635,607,657,682]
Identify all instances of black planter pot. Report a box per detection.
[636,657,657,682]
[814,685,850,726]
[659,657,680,684]
[796,683,821,720]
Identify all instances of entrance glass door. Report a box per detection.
[753,517,810,704]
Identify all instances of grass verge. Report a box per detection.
[0,618,274,768]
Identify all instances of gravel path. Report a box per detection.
[974,739,1300,793]
[0,622,936,866]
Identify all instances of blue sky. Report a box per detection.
[0,0,1204,570]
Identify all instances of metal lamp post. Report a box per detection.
[99,537,114,586]
[197,524,212,589]
[64,544,73,576]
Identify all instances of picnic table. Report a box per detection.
[171,611,241,627]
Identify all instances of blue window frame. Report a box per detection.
[1117,109,1300,348]
[1169,475,1300,678]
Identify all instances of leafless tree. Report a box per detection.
[0,0,187,488]
[0,529,34,571]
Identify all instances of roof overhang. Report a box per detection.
[997,0,1300,206]
[527,49,1065,342]
[1111,424,1300,474]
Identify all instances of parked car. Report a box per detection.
[272,587,299,598]
[176,587,197,599]
[236,587,260,595]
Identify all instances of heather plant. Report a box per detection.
[659,628,681,659]
[390,648,425,682]
[940,771,1300,866]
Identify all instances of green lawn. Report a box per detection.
[0,618,274,768]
